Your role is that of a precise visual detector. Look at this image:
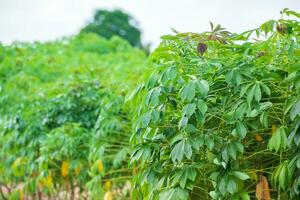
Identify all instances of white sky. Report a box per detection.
[0,0,299,48]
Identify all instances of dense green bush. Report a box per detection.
[0,33,146,199]
[129,9,300,200]
[1,8,300,200]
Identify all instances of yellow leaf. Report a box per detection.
[12,158,25,169]
[133,166,139,175]
[19,189,23,200]
[104,181,112,191]
[97,160,104,173]
[249,171,258,181]
[61,161,69,178]
[41,174,53,188]
[46,175,53,187]
[75,166,81,175]
[11,158,26,177]
[271,125,277,135]
[256,175,270,200]
[104,191,113,200]
[255,134,263,142]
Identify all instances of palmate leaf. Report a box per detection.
[172,167,197,188]
[197,99,208,114]
[254,83,262,102]
[145,87,161,106]
[227,179,237,194]
[161,66,177,83]
[196,80,209,97]
[125,83,144,103]
[233,171,250,180]
[227,143,237,160]
[272,161,291,190]
[240,192,250,200]
[282,8,300,18]
[260,19,276,36]
[240,83,252,98]
[268,127,288,152]
[171,140,192,163]
[215,174,240,195]
[247,84,256,105]
[288,120,300,146]
[140,111,151,128]
[171,140,185,163]
[180,82,195,102]
[290,100,300,121]
[236,121,247,138]
[261,82,271,96]
[159,187,189,200]
[182,103,196,117]
[179,116,188,128]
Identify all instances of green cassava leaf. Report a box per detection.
[159,187,189,200]
[180,82,195,102]
[268,127,287,152]
[233,171,250,180]
[247,85,256,104]
[227,179,237,194]
[197,99,208,114]
[171,140,192,163]
[183,103,196,117]
[290,100,300,121]
[236,121,247,138]
[196,80,210,97]
[254,84,261,102]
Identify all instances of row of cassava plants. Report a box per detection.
[1,8,300,200]
[0,34,147,199]
[128,9,300,200]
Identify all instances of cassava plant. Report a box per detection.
[0,33,147,199]
[129,9,300,200]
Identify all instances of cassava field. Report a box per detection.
[1,9,300,200]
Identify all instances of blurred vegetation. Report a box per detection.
[81,9,142,48]
[0,33,147,200]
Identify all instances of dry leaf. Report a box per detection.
[256,175,270,200]
[255,134,263,142]
[256,181,263,200]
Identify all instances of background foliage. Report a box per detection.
[0,33,146,200]
[81,9,142,48]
